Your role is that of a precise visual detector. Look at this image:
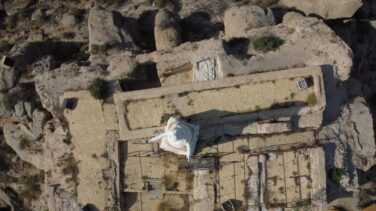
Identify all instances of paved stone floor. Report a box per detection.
[60,91,117,210]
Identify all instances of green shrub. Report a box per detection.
[88,78,110,100]
[329,168,344,185]
[252,35,284,52]
[306,93,317,106]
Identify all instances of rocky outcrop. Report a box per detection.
[280,0,362,20]
[345,101,375,171]
[282,11,304,24]
[32,109,48,139]
[3,121,50,171]
[318,100,375,196]
[88,6,137,50]
[224,5,275,37]
[154,9,182,50]
[145,16,352,82]
[4,0,31,16]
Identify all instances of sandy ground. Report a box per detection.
[126,77,313,129]
[60,91,117,210]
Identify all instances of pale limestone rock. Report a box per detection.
[62,13,76,28]
[0,68,16,91]
[224,5,275,37]
[32,109,48,139]
[3,121,50,171]
[280,0,362,19]
[154,9,181,50]
[282,11,305,24]
[88,6,136,49]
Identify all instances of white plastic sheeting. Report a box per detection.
[149,117,199,161]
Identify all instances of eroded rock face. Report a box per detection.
[224,5,275,37]
[88,6,137,49]
[4,0,31,16]
[318,100,375,172]
[346,101,375,171]
[3,121,50,171]
[154,9,182,50]
[280,0,362,19]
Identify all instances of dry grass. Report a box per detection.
[162,175,179,191]
[185,171,194,191]
[306,93,317,106]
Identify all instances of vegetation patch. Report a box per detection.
[162,175,178,191]
[328,168,344,185]
[306,93,317,106]
[160,109,182,125]
[178,91,189,97]
[253,35,284,53]
[294,199,311,211]
[88,78,111,100]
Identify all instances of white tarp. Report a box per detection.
[149,117,199,161]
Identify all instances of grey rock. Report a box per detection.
[0,67,17,91]
[88,6,137,50]
[282,12,305,24]
[4,0,31,16]
[14,101,25,119]
[348,102,375,169]
[24,102,34,119]
[31,9,44,21]
[62,13,76,28]
[280,0,362,20]
[154,9,182,50]
[224,5,275,37]
[32,109,48,139]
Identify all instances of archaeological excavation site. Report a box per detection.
[0,0,375,211]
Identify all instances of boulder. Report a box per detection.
[154,9,182,50]
[14,101,25,119]
[347,102,375,170]
[0,67,17,91]
[4,0,31,16]
[282,11,305,24]
[318,101,376,171]
[280,0,362,19]
[32,108,48,139]
[3,121,50,171]
[61,13,76,28]
[88,6,137,50]
[224,5,275,37]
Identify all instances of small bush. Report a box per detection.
[306,93,317,106]
[252,35,284,53]
[88,78,110,100]
[178,91,189,97]
[328,168,344,185]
